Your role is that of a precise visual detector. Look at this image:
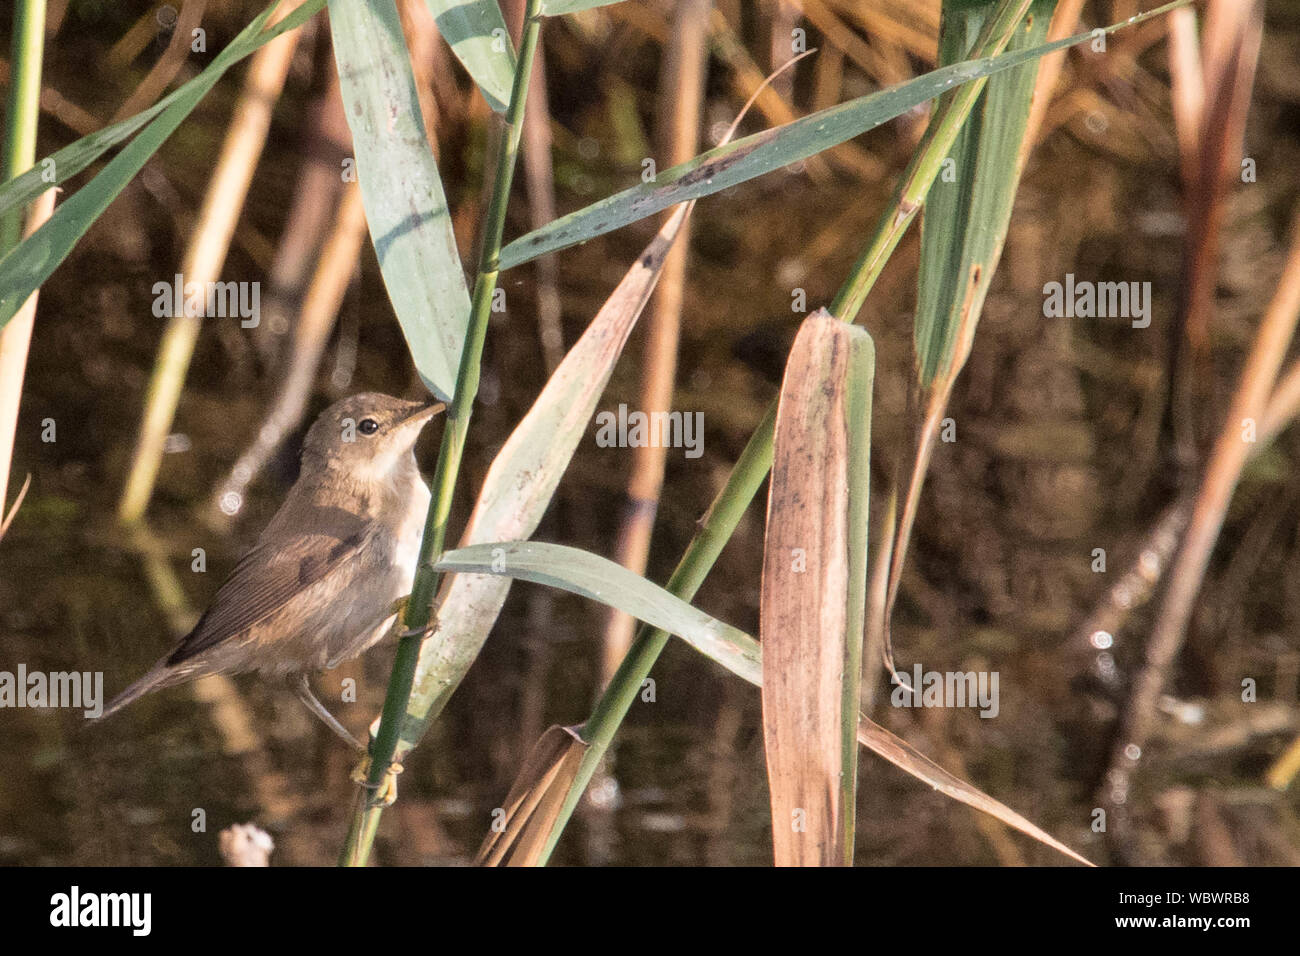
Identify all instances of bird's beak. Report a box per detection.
[397,398,446,428]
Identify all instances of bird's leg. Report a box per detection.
[349,754,404,806]
[333,596,426,805]
[294,674,364,750]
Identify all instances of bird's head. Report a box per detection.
[302,392,444,482]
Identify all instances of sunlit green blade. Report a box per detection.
[915,0,1054,387]
[424,0,517,112]
[435,541,762,682]
[539,0,625,14]
[498,2,1186,272]
[0,0,326,328]
[329,0,472,400]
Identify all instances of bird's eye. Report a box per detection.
[358,418,380,435]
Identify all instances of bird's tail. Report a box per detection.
[96,665,178,722]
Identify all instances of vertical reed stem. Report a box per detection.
[117,1,304,524]
[1,0,44,250]
[0,0,47,522]
[338,0,544,867]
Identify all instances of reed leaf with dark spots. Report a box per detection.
[497,1,1190,273]
[760,311,874,866]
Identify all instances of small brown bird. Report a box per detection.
[100,392,443,747]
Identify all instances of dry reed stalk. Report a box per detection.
[811,41,845,113]
[204,182,368,526]
[118,0,306,524]
[112,0,211,123]
[800,0,906,89]
[599,0,712,686]
[249,62,347,362]
[521,48,564,372]
[398,0,443,160]
[1102,206,1300,821]
[1022,0,1083,154]
[504,0,565,371]
[107,6,173,69]
[1177,0,1263,354]
[0,187,54,538]
[824,0,939,64]
[1167,6,1203,186]
[766,0,799,101]
[706,7,863,181]
[1169,0,1263,470]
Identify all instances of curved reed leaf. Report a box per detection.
[392,206,694,760]
[538,0,626,14]
[476,724,589,866]
[436,541,763,681]
[329,0,472,400]
[0,0,327,329]
[498,0,1190,272]
[425,0,517,112]
[440,540,1092,865]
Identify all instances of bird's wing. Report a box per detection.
[166,506,374,666]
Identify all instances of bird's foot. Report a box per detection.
[350,754,404,806]
[387,594,437,640]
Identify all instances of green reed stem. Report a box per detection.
[530,0,1036,865]
[2,0,46,253]
[830,0,1032,320]
[338,0,543,867]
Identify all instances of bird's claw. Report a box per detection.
[351,755,404,806]
[395,621,436,640]
[387,594,436,640]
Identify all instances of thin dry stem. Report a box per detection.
[0,187,54,528]
[205,182,368,526]
[111,1,211,123]
[118,0,305,524]
[601,0,711,686]
[1103,206,1300,818]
